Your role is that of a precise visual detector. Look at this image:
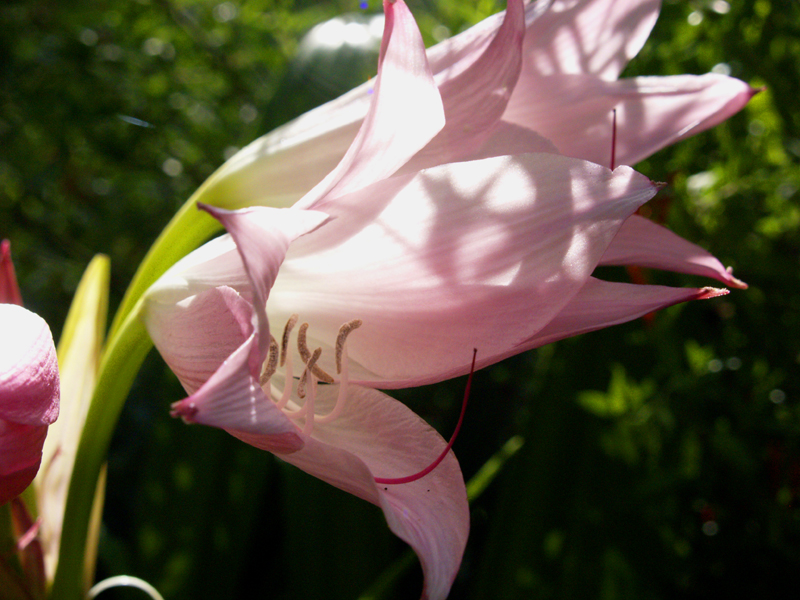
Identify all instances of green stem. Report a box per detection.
[49,310,153,600]
[108,200,220,340]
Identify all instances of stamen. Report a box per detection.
[336,319,362,374]
[297,322,335,383]
[276,345,294,410]
[315,319,360,425]
[297,347,322,399]
[296,322,312,363]
[301,349,322,435]
[610,108,617,171]
[259,335,279,386]
[374,348,477,486]
[281,314,298,367]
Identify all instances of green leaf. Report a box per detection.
[49,311,152,600]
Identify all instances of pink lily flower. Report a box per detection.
[204,0,755,213]
[1,241,60,505]
[143,2,746,598]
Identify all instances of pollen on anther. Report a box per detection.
[297,322,312,363]
[297,322,334,383]
[336,319,362,374]
[260,335,279,386]
[281,314,299,367]
[298,347,323,399]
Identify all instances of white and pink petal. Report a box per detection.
[146,286,255,396]
[279,384,468,600]
[519,276,729,349]
[504,73,757,167]
[0,303,59,505]
[522,0,661,80]
[296,0,445,211]
[600,214,747,288]
[400,0,526,172]
[169,324,303,454]
[0,304,60,426]
[201,204,329,359]
[269,153,658,386]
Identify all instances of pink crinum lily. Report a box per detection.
[203,0,755,213]
[143,1,749,598]
[1,241,60,505]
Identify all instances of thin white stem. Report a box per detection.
[276,350,293,409]
[315,345,349,425]
[88,576,165,600]
[302,374,316,435]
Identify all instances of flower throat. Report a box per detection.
[264,315,476,486]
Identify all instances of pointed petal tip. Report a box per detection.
[197,201,224,219]
[725,267,748,290]
[1,239,23,306]
[696,286,730,300]
[170,399,198,422]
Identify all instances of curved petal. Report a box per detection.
[0,420,47,504]
[152,205,332,456]
[400,0,526,172]
[278,384,468,600]
[296,0,445,210]
[1,463,41,506]
[0,421,47,476]
[426,1,552,81]
[193,0,448,214]
[146,286,255,396]
[504,73,757,167]
[168,306,303,454]
[600,214,747,288]
[0,304,59,426]
[518,277,729,348]
[522,0,661,80]
[202,205,329,362]
[197,93,366,211]
[269,154,657,386]
[1,240,23,305]
[146,234,250,306]
[155,206,331,454]
[468,121,559,160]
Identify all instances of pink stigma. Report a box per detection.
[375,348,477,486]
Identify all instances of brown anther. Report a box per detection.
[260,335,279,386]
[297,322,312,363]
[336,319,362,374]
[297,322,334,383]
[280,314,298,367]
[297,347,322,399]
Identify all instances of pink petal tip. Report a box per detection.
[696,287,730,300]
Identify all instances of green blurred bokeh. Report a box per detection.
[1,0,798,598]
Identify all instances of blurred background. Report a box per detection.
[1,0,798,598]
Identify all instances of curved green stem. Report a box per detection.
[49,309,153,600]
[108,200,220,340]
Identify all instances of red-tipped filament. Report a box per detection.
[375,348,477,486]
